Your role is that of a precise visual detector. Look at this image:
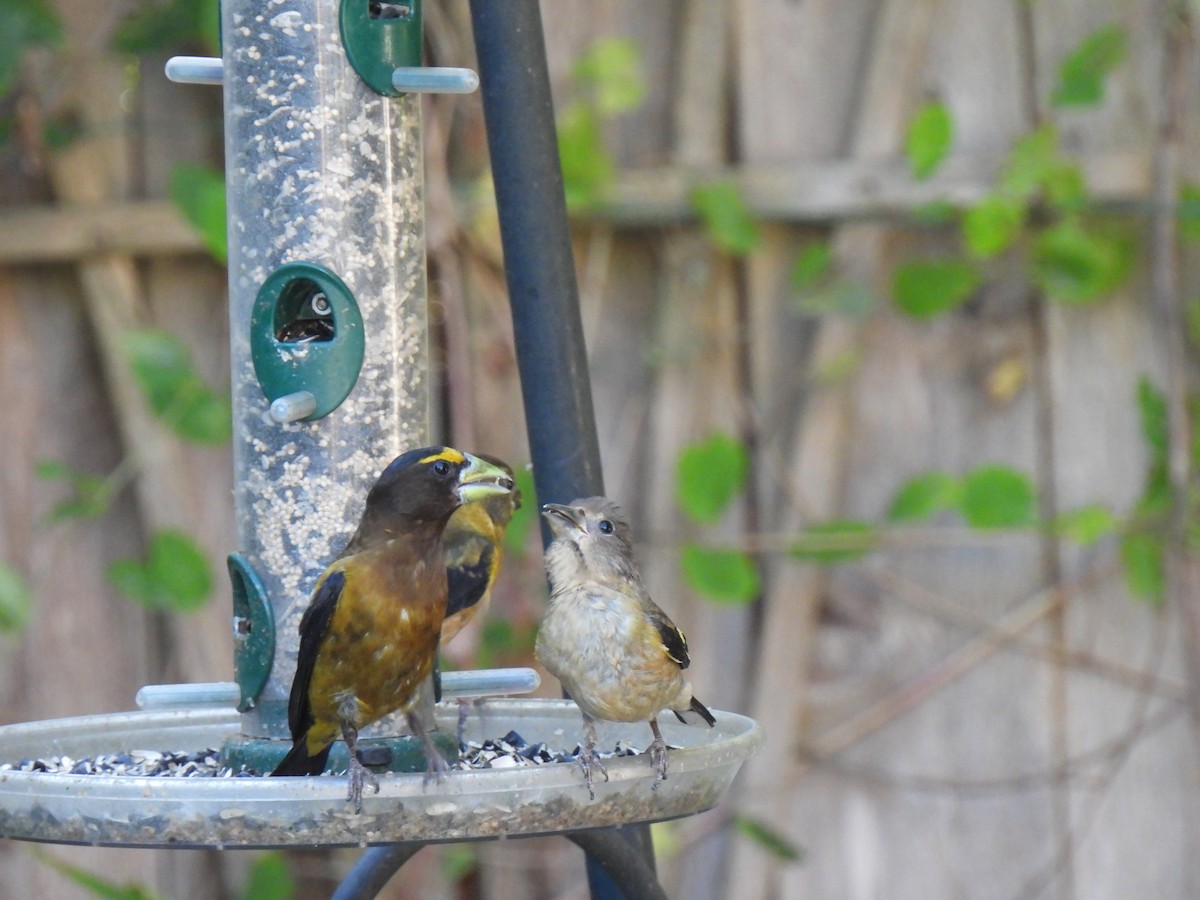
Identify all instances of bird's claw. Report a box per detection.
[649,735,669,790]
[423,749,450,786]
[346,756,380,813]
[577,745,609,801]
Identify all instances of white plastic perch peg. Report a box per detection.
[269,391,318,424]
[165,57,479,94]
[134,669,540,711]
[164,56,224,85]
[391,66,479,93]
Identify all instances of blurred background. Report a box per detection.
[1,0,1198,897]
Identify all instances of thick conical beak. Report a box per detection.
[458,453,514,504]
[541,502,585,539]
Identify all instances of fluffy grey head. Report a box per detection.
[541,497,644,591]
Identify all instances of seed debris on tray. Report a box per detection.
[0,749,259,778]
[454,729,650,771]
[0,730,668,779]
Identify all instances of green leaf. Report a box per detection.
[1042,159,1088,213]
[892,258,981,319]
[123,328,232,444]
[691,181,761,257]
[35,459,112,521]
[571,37,646,116]
[794,282,876,318]
[1054,504,1117,545]
[681,546,759,604]
[0,0,62,98]
[237,853,294,900]
[147,530,212,611]
[1136,377,1169,463]
[790,242,833,291]
[1052,24,1127,108]
[999,124,1060,200]
[1179,183,1200,241]
[32,849,164,900]
[790,520,878,564]
[675,432,749,524]
[169,163,227,264]
[1120,531,1165,606]
[1032,219,1129,304]
[0,563,33,633]
[906,101,953,180]
[962,194,1025,258]
[887,472,960,522]
[734,816,805,863]
[911,200,957,225]
[502,467,537,557]
[107,559,157,607]
[112,0,219,57]
[558,102,614,212]
[960,465,1036,529]
[108,529,213,612]
[441,846,479,884]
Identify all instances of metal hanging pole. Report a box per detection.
[466,2,658,897]
[466,0,605,506]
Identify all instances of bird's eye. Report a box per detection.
[432,459,451,477]
[597,519,614,535]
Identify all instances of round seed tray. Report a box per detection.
[0,698,761,849]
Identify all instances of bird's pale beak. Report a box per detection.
[458,453,514,504]
[542,502,585,538]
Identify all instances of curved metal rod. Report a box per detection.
[566,830,669,900]
[330,844,425,900]
[331,831,668,900]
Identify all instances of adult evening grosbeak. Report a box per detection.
[535,497,715,798]
[271,447,514,811]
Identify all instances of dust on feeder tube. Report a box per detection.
[221,0,429,739]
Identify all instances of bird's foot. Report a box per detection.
[648,735,669,790]
[409,710,450,786]
[456,698,471,750]
[346,755,380,813]
[648,718,669,790]
[577,744,609,801]
[422,744,450,786]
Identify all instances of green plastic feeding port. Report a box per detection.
[250,262,365,422]
[341,0,423,96]
[227,554,275,713]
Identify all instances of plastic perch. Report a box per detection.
[135,668,541,710]
[164,57,478,94]
[268,390,318,424]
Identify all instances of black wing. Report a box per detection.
[287,569,344,741]
[445,542,496,618]
[650,606,691,670]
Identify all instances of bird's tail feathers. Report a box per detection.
[271,739,332,777]
[673,696,717,728]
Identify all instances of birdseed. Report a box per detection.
[0,732,663,780]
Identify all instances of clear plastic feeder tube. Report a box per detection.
[222,1,428,737]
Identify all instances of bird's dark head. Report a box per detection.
[541,497,640,586]
[350,447,514,548]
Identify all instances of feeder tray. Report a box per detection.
[0,698,761,849]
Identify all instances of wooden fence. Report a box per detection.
[1,1,1198,897]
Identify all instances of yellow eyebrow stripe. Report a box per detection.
[419,448,466,466]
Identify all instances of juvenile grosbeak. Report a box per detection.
[442,455,522,645]
[271,446,514,811]
[535,497,715,798]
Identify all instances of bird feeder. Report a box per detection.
[0,1,760,894]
